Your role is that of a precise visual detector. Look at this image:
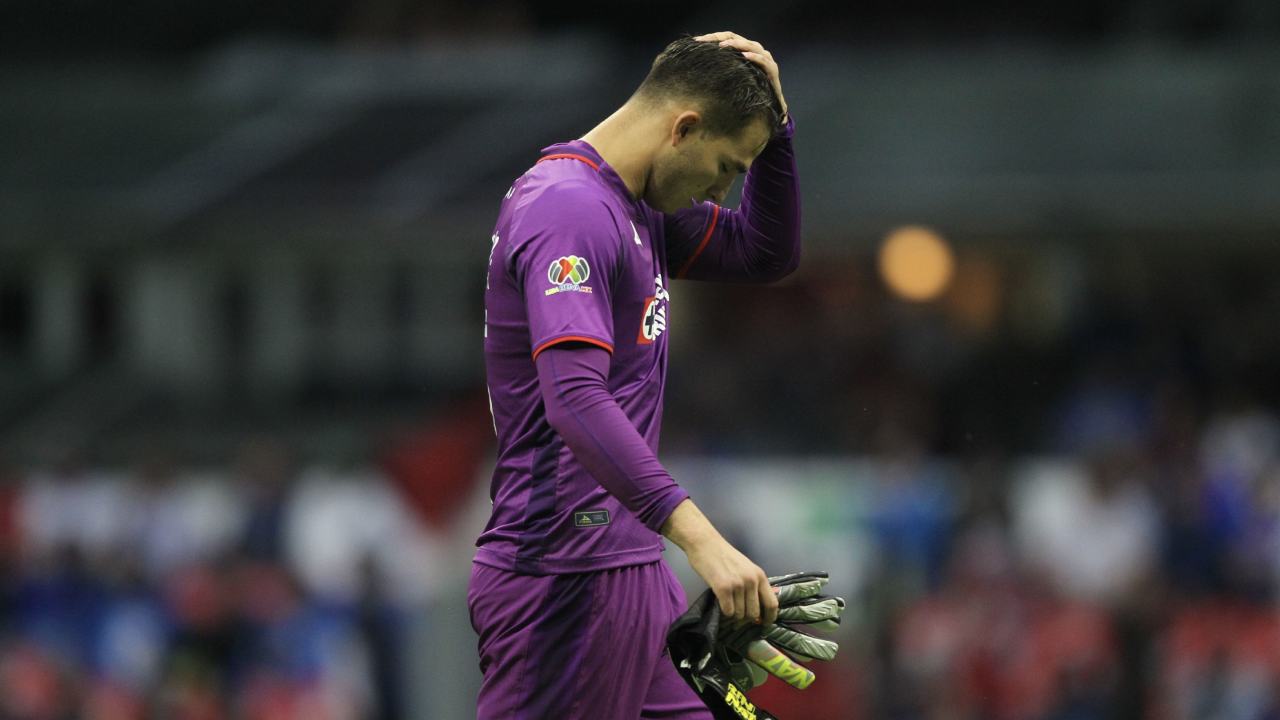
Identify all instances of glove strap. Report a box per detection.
[673,659,780,720]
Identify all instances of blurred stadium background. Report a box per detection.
[3,1,1280,717]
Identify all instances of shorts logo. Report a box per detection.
[545,255,593,296]
[574,509,611,528]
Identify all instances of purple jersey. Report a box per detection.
[478,116,800,575]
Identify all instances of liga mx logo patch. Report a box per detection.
[545,255,593,296]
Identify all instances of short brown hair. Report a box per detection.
[635,35,783,137]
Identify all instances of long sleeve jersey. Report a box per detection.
[477,114,800,575]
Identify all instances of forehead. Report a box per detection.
[710,119,771,160]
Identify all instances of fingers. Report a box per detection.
[761,576,779,626]
[775,596,844,628]
[718,576,756,623]
[719,38,767,56]
[744,577,761,624]
[717,585,735,619]
[693,32,769,57]
[764,625,840,662]
[766,570,828,586]
[715,578,746,620]
[693,31,762,49]
[715,568,773,624]
[692,31,785,117]
[775,577,828,605]
[743,638,815,690]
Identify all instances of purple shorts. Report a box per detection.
[467,558,713,719]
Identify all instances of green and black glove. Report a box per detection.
[667,571,845,720]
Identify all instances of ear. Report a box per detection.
[670,111,701,146]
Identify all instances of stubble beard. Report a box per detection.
[648,153,699,214]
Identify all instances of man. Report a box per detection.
[470,31,800,718]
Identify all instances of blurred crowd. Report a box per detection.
[0,438,439,720]
[709,398,1280,720]
[863,400,1280,720]
[1,247,1277,719]
[664,251,1280,719]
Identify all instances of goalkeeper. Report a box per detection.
[471,29,805,720]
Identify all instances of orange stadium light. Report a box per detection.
[878,225,955,302]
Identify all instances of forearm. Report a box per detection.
[733,114,801,279]
[536,345,689,532]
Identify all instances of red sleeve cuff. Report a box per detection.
[531,335,615,361]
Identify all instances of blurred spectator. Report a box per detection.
[1199,406,1280,599]
[19,446,132,567]
[352,555,406,720]
[285,466,438,605]
[160,563,241,711]
[0,643,73,720]
[234,438,297,564]
[892,524,1118,720]
[123,450,244,584]
[1157,604,1280,720]
[0,459,20,635]
[1012,452,1159,606]
[93,562,168,696]
[11,543,107,671]
[866,419,954,594]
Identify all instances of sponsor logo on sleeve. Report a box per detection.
[545,255,593,296]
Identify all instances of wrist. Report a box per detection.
[661,498,723,552]
[772,110,794,140]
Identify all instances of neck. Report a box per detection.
[580,100,658,202]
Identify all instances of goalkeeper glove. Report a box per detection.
[667,571,845,720]
[721,571,843,689]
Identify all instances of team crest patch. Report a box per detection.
[574,509,611,528]
[637,275,669,344]
[545,255,593,295]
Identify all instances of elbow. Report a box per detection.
[541,379,606,440]
[754,237,801,283]
[777,241,802,279]
[542,395,575,437]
